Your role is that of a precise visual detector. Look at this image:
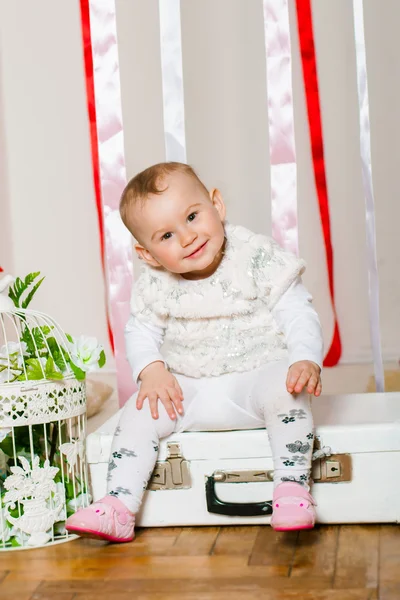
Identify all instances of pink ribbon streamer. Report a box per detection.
[263,0,298,255]
[88,0,134,405]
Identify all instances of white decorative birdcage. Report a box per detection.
[0,273,105,550]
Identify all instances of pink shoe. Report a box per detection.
[270,482,316,532]
[65,495,135,543]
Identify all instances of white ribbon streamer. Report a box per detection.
[89,0,134,405]
[352,0,384,392]
[159,0,187,162]
[263,0,298,255]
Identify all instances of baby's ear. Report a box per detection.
[135,244,161,268]
[209,188,226,221]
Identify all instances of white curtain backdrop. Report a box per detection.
[0,0,399,374]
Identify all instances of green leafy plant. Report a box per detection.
[0,271,102,546]
[0,271,106,383]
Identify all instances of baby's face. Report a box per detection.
[133,171,226,278]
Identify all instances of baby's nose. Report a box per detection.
[180,229,197,247]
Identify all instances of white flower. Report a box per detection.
[68,336,103,372]
[4,456,59,505]
[67,492,91,512]
[0,365,21,384]
[13,530,31,546]
[50,482,67,521]
[30,458,59,499]
[0,342,27,362]
[0,508,14,543]
[0,342,27,383]
[0,369,17,384]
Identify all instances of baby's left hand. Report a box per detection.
[286,360,322,396]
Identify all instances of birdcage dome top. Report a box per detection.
[0,272,105,427]
[0,276,76,385]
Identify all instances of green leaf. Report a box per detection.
[65,479,75,499]
[7,272,41,308]
[0,436,13,456]
[45,356,54,373]
[46,371,64,381]
[69,361,85,381]
[65,333,74,344]
[98,350,106,368]
[10,537,21,547]
[21,326,51,357]
[43,357,64,381]
[20,327,36,356]
[47,337,67,372]
[25,358,46,380]
[21,277,45,309]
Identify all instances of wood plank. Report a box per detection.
[135,527,183,539]
[249,526,298,574]
[379,525,400,585]
[379,585,400,600]
[3,535,179,560]
[0,571,8,584]
[30,594,75,600]
[0,525,391,600]
[333,525,379,589]
[36,578,377,596]
[0,572,40,600]
[168,527,220,556]
[0,556,264,581]
[290,526,339,585]
[212,526,259,556]
[51,590,378,600]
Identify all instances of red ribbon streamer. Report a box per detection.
[295,0,341,367]
[79,0,114,352]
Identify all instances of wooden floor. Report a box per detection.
[0,524,399,600]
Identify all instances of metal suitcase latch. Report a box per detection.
[209,453,352,487]
[213,469,274,483]
[312,453,352,483]
[147,442,191,491]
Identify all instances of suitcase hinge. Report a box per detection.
[147,442,191,491]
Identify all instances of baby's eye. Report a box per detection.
[187,212,197,222]
[161,232,173,241]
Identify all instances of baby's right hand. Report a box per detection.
[137,361,184,421]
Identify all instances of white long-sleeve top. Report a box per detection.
[125,224,323,381]
[126,277,323,382]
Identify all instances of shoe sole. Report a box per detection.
[272,524,314,532]
[66,525,134,543]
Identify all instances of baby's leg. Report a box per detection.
[106,392,177,513]
[252,360,314,489]
[66,376,201,542]
[106,374,201,513]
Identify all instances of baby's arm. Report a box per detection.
[125,316,183,420]
[272,277,323,396]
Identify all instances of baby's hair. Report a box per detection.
[120,162,208,233]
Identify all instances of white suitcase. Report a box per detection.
[87,392,400,526]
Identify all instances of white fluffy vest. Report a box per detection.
[131,224,305,377]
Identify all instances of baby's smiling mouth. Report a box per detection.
[185,241,208,259]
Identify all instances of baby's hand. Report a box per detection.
[137,361,184,420]
[286,360,322,397]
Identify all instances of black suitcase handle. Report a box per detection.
[205,474,273,517]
